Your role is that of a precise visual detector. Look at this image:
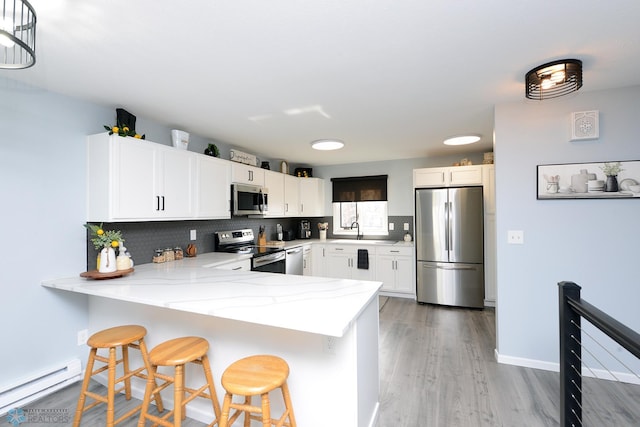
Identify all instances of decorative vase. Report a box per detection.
[605,175,619,192]
[98,247,117,273]
[319,230,327,241]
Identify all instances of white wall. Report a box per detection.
[494,85,640,370]
[0,77,221,389]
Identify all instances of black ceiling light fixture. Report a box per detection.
[525,59,582,100]
[0,0,37,69]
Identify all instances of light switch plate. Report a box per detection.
[190,230,197,240]
[389,223,394,231]
[507,230,524,244]
[404,223,410,231]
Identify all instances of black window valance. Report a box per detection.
[331,175,388,202]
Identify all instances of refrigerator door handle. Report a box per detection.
[422,264,478,271]
[444,201,450,251]
[448,201,453,253]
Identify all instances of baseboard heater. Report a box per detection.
[0,359,82,415]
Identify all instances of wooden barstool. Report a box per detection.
[74,325,163,427]
[138,336,221,427]
[219,355,296,427]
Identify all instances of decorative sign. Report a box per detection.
[229,149,257,166]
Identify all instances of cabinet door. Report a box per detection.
[311,244,326,276]
[284,174,300,216]
[303,246,312,276]
[264,170,285,217]
[299,178,324,216]
[195,155,230,219]
[394,256,414,294]
[414,168,446,187]
[113,139,158,219]
[216,259,251,271]
[160,148,194,218]
[376,255,396,292]
[232,163,264,186]
[449,165,483,185]
[325,247,352,278]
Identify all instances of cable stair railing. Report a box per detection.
[558,281,640,427]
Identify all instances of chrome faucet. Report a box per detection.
[350,221,362,240]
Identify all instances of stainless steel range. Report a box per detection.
[214,229,285,274]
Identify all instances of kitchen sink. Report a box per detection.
[328,239,395,245]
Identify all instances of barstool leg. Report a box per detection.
[201,354,221,424]
[137,364,157,427]
[174,364,184,427]
[261,393,271,427]
[220,394,232,427]
[122,344,131,400]
[281,382,297,427]
[73,348,97,427]
[139,337,164,412]
[106,346,117,427]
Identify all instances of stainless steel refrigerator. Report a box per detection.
[415,186,484,308]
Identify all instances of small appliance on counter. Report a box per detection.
[298,220,311,239]
[282,229,295,241]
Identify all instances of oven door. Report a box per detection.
[232,183,268,216]
[251,250,286,274]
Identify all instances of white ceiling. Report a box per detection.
[4,0,640,165]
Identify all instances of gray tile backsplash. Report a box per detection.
[86,216,413,269]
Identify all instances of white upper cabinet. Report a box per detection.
[87,133,194,221]
[264,169,285,217]
[299,177,325,217]
[231,162,265,186]
[414,165,483,187]
[283,174,300,216]
[194,154,231,219]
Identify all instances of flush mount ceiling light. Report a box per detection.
[443,135,481,146]
[0,0,37,69]
[525,59,582,100]
[311,139,344,150]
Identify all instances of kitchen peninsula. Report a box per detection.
[42,253,381,427]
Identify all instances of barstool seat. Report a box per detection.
[138,336,220,427]
[219,355,296,427]
[74,325,162,427]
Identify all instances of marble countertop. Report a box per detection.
[42,252,381,337]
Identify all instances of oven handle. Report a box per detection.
[252,251,286,267]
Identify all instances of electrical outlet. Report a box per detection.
[507,230,524,244]
[404,223,410,231]
[389,223,394,231]
[77,329,88,346]
[323,336,336,354]
[190,230,197,240]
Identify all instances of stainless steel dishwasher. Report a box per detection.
[285,246,304,275]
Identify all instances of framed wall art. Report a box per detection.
[537,160,640,199]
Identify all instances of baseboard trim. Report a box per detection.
[494,349,640,385]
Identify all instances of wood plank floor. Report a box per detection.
[20,297,640,426]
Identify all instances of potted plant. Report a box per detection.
[85,223,124,272]
[600,162,624,192]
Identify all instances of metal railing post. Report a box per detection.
[559,281,582,427]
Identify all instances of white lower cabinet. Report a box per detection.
[324,245,376,281]
[216,258,251,271]
[302,244,312,276]
[376,246,415,295]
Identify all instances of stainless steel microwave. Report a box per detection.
[232,183,269,216]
